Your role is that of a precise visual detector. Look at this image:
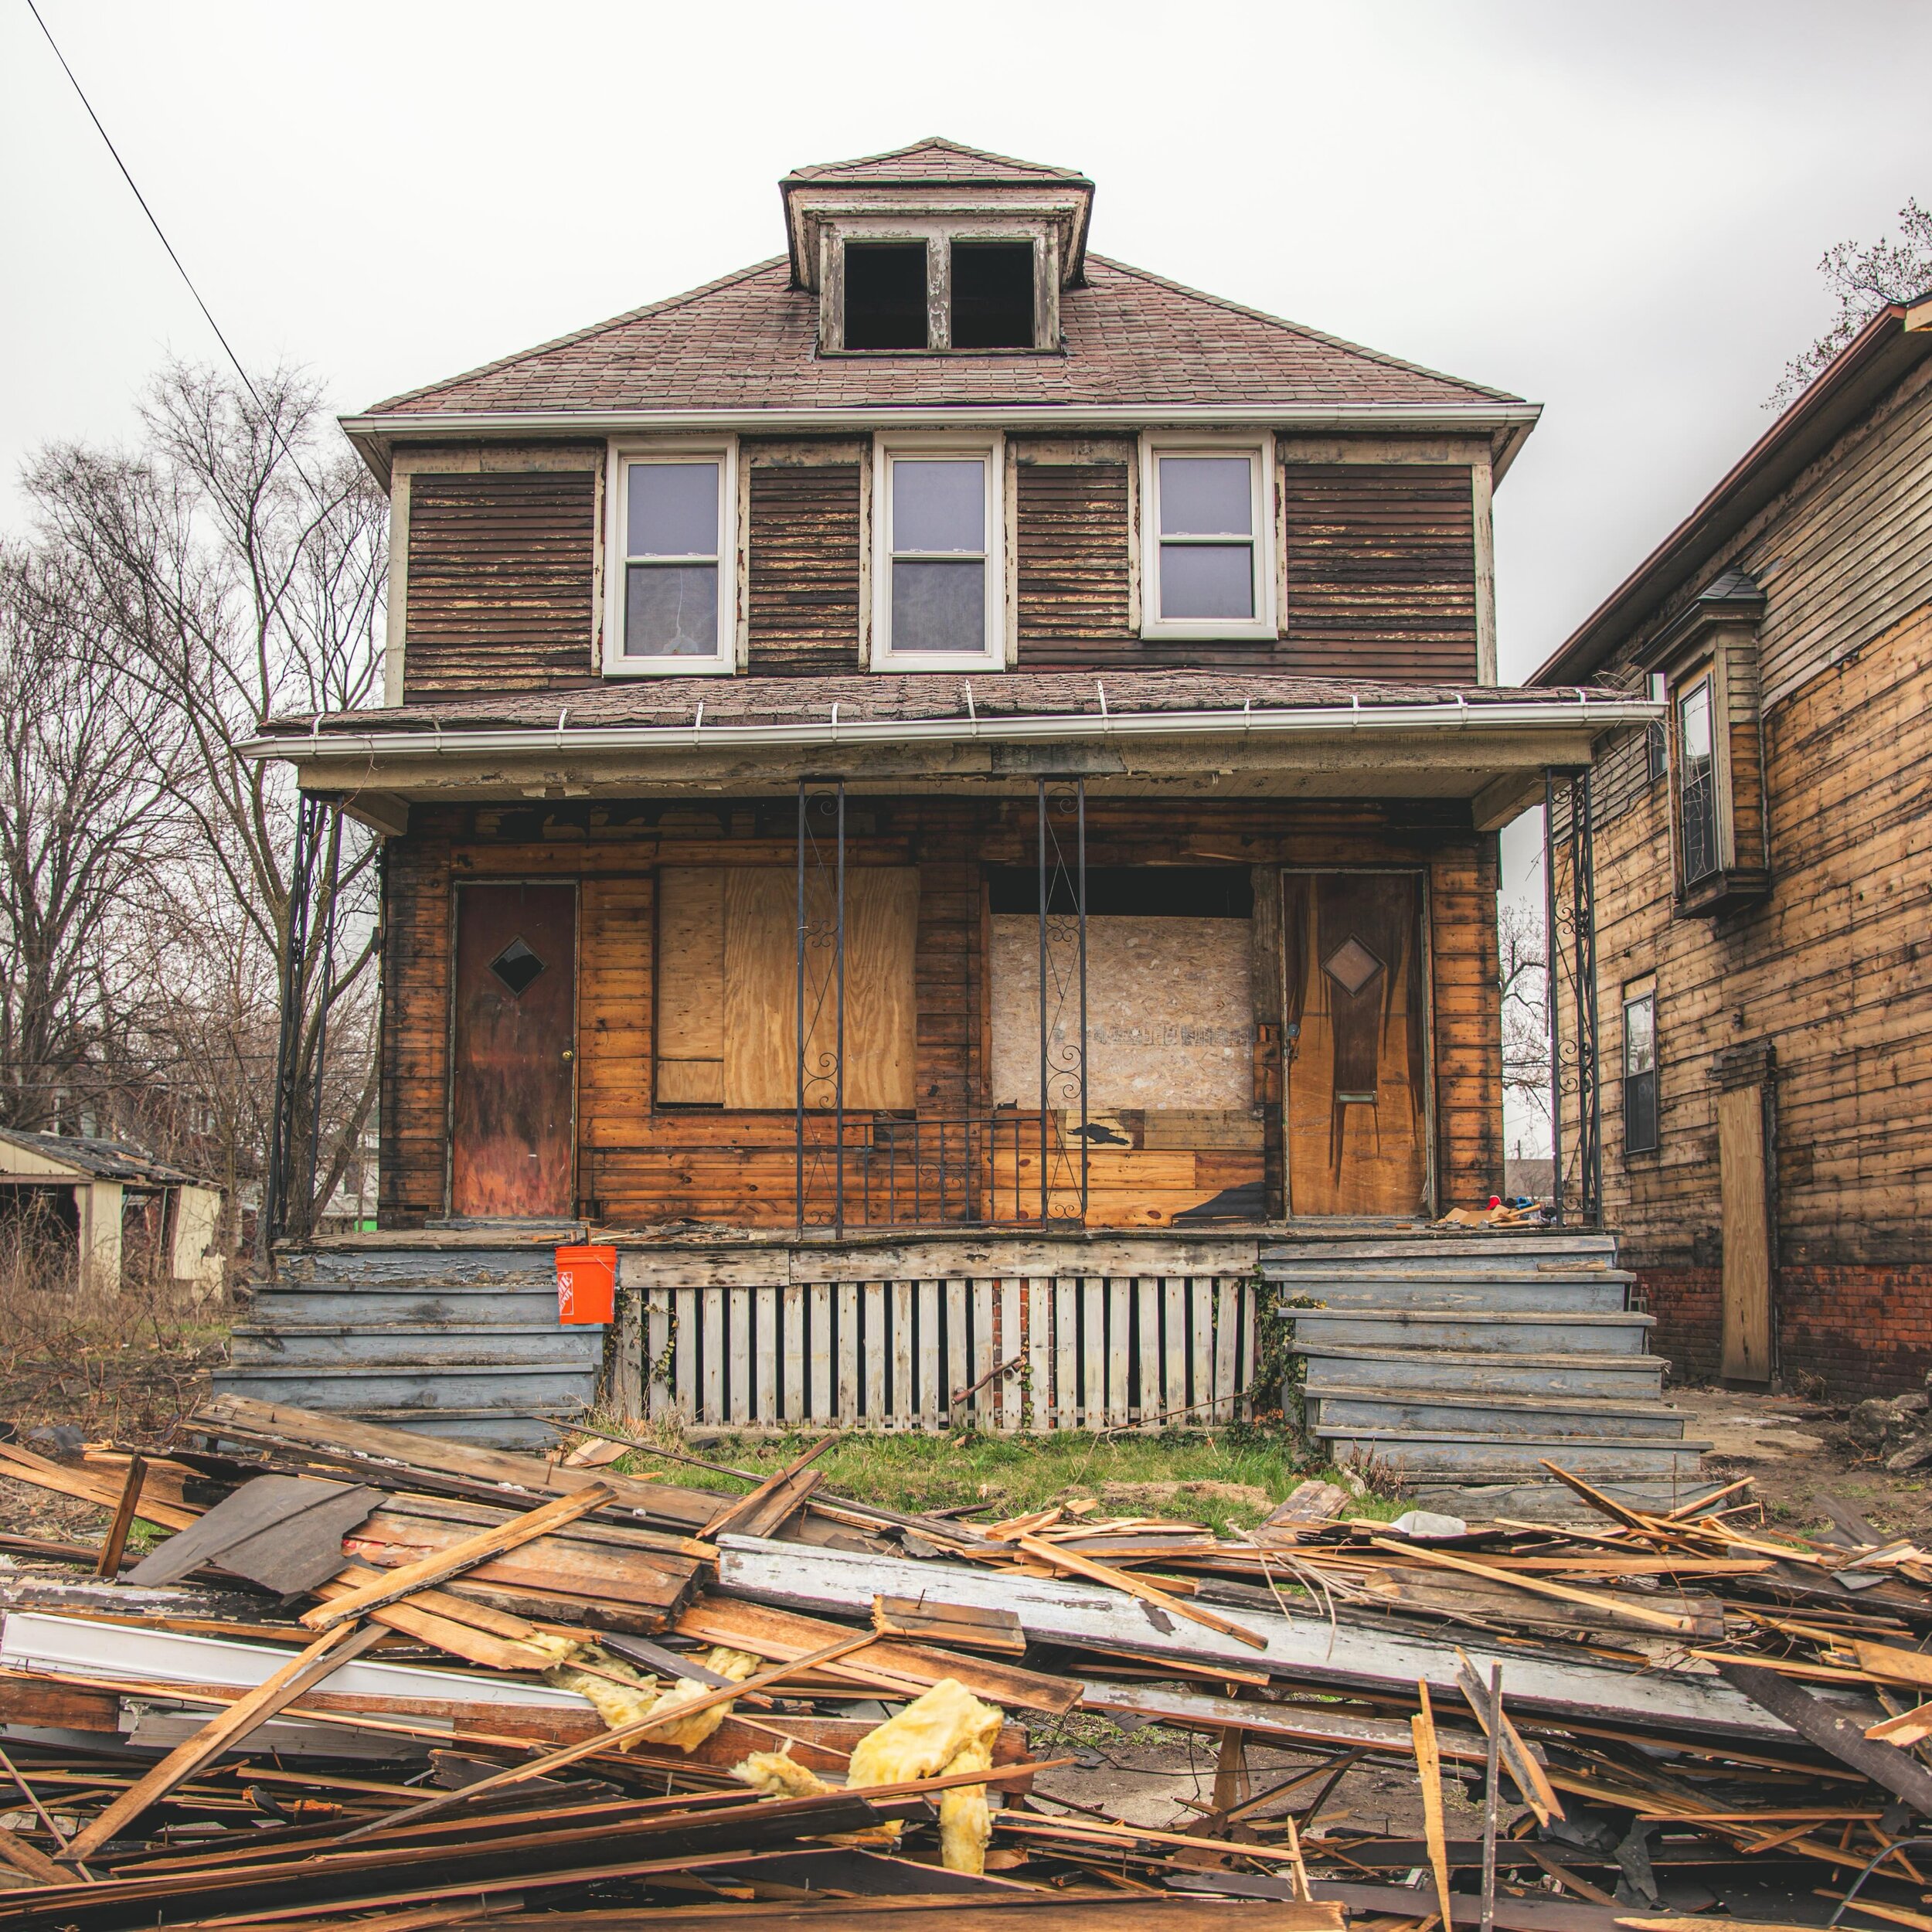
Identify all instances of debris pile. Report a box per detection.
[1,1396,1930,1930]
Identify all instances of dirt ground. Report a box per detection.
[1673,1383,1932,1536]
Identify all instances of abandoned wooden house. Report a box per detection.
[225,139,1689,1498]
[1532,288,1932,1396]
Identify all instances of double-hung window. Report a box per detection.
[606,444,736,674]
[872,438,1004,668]
[1622,990,1658,1155]
[1676,676,1718,885]
[1139,437,1275,640]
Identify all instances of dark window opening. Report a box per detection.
[843,243,928,350]
[1623,991,1658,1154]
[489,937,545,998]
[985,866,1253,919]
[950,241,1036,349]
[1677,679,1718,884]
[1646,718,1667,785]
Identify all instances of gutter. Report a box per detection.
[240,693,1659,767]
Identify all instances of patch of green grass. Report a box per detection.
[581,1418,1388,1535]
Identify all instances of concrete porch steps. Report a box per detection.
[213,1235,600,1451]
[1272,1230,1713,1514]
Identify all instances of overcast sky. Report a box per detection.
[6,0,1928,680]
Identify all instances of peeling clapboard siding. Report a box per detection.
[745,463,863,673]
[1279,464,1480,682]
[403,472,599,699]
[1015,460,1132,649]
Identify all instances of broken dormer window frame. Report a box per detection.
[820,218,1058,354]
[1137,432,1278,642]
[602,438,739,678]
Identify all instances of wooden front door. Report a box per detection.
[1282,872,1430,1216]
[450,883,577,1219]
[1717,1083,1773,1384]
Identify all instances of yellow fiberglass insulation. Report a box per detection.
[544,1645,760,1752]
[731,1749,835,1800]
[843,1678,1005,1875]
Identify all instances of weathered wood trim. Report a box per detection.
[619,1235,1260,1287]
[1471,457,1497,685]
[383,472,410,708]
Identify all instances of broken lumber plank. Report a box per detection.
[715,1536,1811,1739]
[60,1620,389,1862]
[1716,1662,1932,1811]
[93,1455,145,1580]
[302,1485,618,1628]
[1452,1648,1564,1825]
[872,1596,1027,1655]
[1368,1538,1697,1636]
[1413,1680,1454,1928]
[699,1434,835,1542]
[1013,1532,1267,1648]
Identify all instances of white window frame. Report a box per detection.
[1138,432,1277,641]
[869,432,1006,671]
[603,439,737,676]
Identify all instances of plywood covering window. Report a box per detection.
[655,868,917,1109]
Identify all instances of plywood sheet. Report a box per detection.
[718,868,917,1112]
[988,916,1253,1111]
[1718,1084,1773,1383]
[656,870,725,1060]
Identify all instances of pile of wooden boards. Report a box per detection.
[3,1399,1932,1932]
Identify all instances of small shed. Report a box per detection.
[0,1129,224,1295]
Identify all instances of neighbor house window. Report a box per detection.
[1676,677,1718,883]
[1623,990,1658,1155]
[1646,718,1668,785]
[1139,437,1275,639]
[871,438,1003,668]
[605,444,736,674]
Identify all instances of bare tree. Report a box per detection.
[0,543,188,1133]
[1498,898,1549,1128]
[1770,198,1932,408]
[23,362,388,1241]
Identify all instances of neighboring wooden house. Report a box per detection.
[228,141,1686,1492]
[0,1129,223,1296]
[1532,291,1932,1393]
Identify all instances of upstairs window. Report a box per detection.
[1139,436,1276,640]
[950,241,1035,349]
[605,444,736,675]
[1676,677,1718,884]
[1623,990,1658,1155]
[872,437,1003,669]
[844,242,929,349]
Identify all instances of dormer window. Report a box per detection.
[844,242,928,349]
[825,228,1053,352]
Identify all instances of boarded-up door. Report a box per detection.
[1717,1084,1773,1384]
[450,883,577,1219]
[1282,872,1430,1216]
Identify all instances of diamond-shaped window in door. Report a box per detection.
[1321,934,1385,999]
[488,937,545,998]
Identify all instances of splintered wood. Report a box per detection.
[8,1406,1932,1930]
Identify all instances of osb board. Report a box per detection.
[657,869,726,1077]
[988,916,1253,1111]
[719,867,918,1112]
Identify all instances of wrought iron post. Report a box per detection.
[1036,779,1089,1225]
[1570,770,1602,1227]
[264,792,323,1250]
[794,781,846,1235]
[1543,770,1562,1227]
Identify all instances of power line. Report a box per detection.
[24,0,274,426]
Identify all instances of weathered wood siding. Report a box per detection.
[1015,459,1132,650]
[1278,464,1479,681]
[403,473,598,699]
[745,461,862,672]
[1570,351,1932,1385]
[378,800,1502,1231]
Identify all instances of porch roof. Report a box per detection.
[245,670,1656,829]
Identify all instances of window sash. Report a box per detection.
[1623,993,1658,1155]
[1141,440,1272,636]
[876,447,999,665]
[608,451,732,671]
[1677,681,1719,884]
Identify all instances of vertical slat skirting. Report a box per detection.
[971,1280,995,1427]
[892,1281,915,1430]
[727,1286,751,1427]
[1189,1279,1213,1426]
[781,1284,804,1426]
[1163,1277,1186,1430]
[1000,1280,1023,1431]
[700,1287,724,1425]
[1081,1277,1105,1433]
[808,1284,833,1424]
[836,1282,860,1425]
[1107,1281,1131,1430]
[1136,1277,1161,1430]
[1026,1279,1052,1434]
[944,1279,968,1427]
[862,1281,887,1426]
[1053,1278,1079,1430]
[646,1288,672,1421]
[1213,1277,1240,1425]
[918,1279,941,1428]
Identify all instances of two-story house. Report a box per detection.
[1532,292,1932,1396]
[227,141,1685,1501]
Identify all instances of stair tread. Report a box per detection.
[216,1360,599,1378]
[233,1321,593,1337]
[1315,1424,1709,1449]
[1310,1383,1683,1417]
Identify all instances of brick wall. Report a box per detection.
[1634,1263,1932,1395]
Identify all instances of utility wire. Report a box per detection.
[24,0,270,424]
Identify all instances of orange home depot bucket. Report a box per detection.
[556,1244,617,1325]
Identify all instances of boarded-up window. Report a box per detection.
[989,917,1254,1111]
[655,869,917,1110]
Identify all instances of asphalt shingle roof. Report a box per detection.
[363,256,1520,420]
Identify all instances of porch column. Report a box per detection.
[264,793,323,1249]
[1543,770,1563,1226]
[1036,778,1088,1226]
